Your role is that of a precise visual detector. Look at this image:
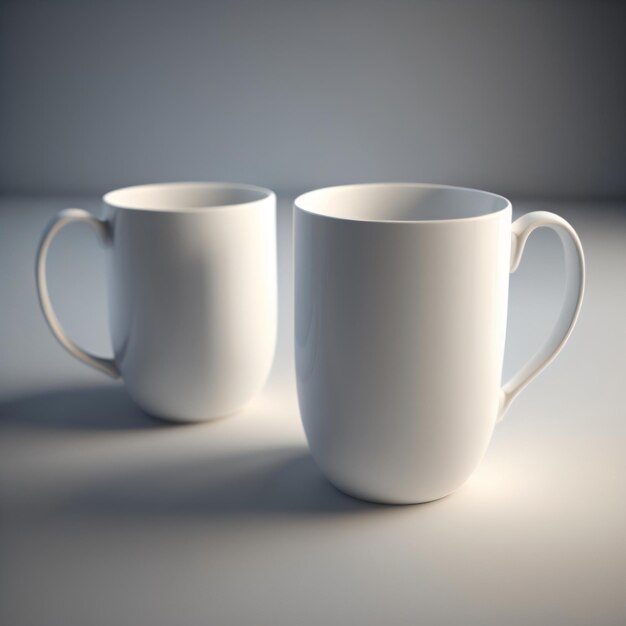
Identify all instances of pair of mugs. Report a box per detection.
[37,182,584,504]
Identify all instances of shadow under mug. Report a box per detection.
[36,182,277,422]
[294,183,584,504]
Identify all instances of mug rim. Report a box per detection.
[103,181,275,212]
[294,182,512,224]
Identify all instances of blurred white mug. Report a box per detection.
[294,183,584,503]
[37,182,277,422]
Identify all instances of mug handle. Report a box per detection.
[498,211,585,421]
[35,208,120,378]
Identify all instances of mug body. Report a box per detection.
[294,184,512,503]
[104,182,277,422]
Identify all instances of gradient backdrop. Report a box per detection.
[1,0,625,199]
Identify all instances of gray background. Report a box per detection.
[1,0,625,199]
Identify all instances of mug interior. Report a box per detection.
[104,182,272,211]
[295,183,510,222]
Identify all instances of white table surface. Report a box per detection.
[0,197,624,626]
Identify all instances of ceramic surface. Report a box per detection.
[294,183,584,503]
[37,182,277,422]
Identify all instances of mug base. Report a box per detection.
[131,398,249,424]
[145,408,240,424]
[124,378,270,424]
[324,475,460,506]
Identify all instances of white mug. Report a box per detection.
[294,183,584,503]
[37,182,277,422]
